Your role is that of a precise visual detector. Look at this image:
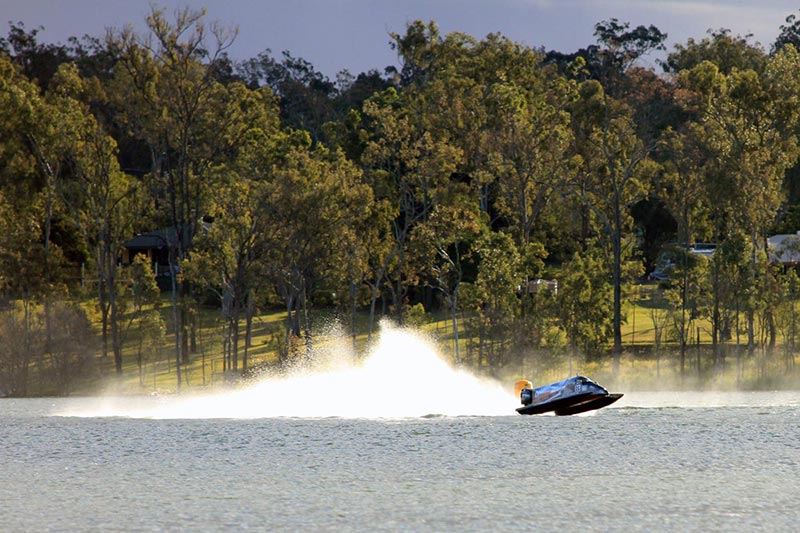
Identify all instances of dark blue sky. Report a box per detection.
[3,1,797,77]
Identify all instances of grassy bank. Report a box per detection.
[13,288,800,396]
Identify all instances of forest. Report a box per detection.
[3,6,800,396]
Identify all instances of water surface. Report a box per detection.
[2,394,798,532]
[2,327,798,531]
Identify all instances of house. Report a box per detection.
[121,220,210,287]
[522,278,558,296]
[121,228,177,283]
[768,232,800,265]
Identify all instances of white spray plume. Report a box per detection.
[61,322,516,419]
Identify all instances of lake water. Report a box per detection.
[2,327,799,532]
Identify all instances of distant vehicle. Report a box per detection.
[514,376,623,416]
[648,243,716,281]
[688,243,717,257]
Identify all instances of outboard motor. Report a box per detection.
[515,379,533,405]
[520,388,534,406]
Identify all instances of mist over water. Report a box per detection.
[56,321,800,420]
[61,322,516,419]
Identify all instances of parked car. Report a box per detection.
[648,243,716,281]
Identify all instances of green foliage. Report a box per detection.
[556,251,613,357]
[3,12,800,393]
[663,29,766,75]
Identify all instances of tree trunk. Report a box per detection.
[231,308,240,372]
[350,281,358,353]
[450,288,461,366]
[612,203,623,375]
[368,282,380,343]
[243,296,253,372]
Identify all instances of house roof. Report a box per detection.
[123,228,176,250]
[123,220,210,250]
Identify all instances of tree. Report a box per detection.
[119,255,163,386]
[110,5,238,386]
[663,247,710,381]
[410,202,482,365]
[0,22,72,89]
[555,250,613,373]
[459,231,522,369]
[258,145,372,360]
[773,11,800,53]
[546,18,667,98]
[655,128,712,372]
[593,18,667,94]
[0,55,80,361]
[43,63,143,375]
[484,71,575,248]
[180,78,281,373]
[187,176,278,373]
[567,79,653,374]
[775,267,800,375]
[0,192,61,395]
[238,50,336,142]
[647,287,671,378]
[662,29,766,75]
[680,58,799,357]
[361,87,463,324]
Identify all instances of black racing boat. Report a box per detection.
[515,376,623,416]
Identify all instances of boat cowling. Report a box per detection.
[514,379,533,398]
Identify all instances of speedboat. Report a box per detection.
[514,376,623,416]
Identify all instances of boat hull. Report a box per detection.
[515,376,623,416]
[553,393,623,416]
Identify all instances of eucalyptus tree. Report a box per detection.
[706,233,752,381]
[555,250,613,373]
[0,22,72,89]
[662,28,766,76]
[773,11,800,53]
[484,69,575,249]
[119,255,163,386]
[37,62,147,375]
[109,6,239,375]
[567,79,654,374]
[592,18,667,97]
[182,80,283,373]
[357,190,396,343]
[0,55,81,361]
[766,44,800,207]
[238,50,336,142]
[662,247,711,381]
[775,267,800,374]
[410,201,483,365]
[0,192,56,395]
[187,177,277,373]
[262,144,373,359]
[459,231,522,370]
[360,87,463,324]
[0,58,78,388]
[679,57,800,357]
[656,128,713,372]
[752,260,784,378]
